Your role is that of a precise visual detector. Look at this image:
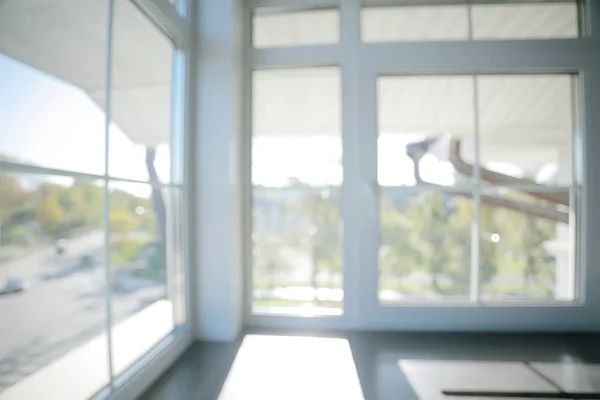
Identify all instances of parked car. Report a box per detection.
[0,278,30,296]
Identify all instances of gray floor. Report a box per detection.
[138,331,600,400]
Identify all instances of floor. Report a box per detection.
[138,331,600,400]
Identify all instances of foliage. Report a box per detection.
[253,231,294,289]
[0,173,27,219]
[1,225,32,247]
[111,237,151,266]
[0,171,156,253]
[254,184,561,300]
[34,192,65,234]
[110,209,138,234]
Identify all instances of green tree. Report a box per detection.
[110,209,138,234]
[35,193,64,234]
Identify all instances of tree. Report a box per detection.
[380,191,492,296]
[253,231,293,289]
[110,209,138,234]
[35,193,64,234]
[67,181,103,228]
[0,173,26,214]
[380,189,558,299]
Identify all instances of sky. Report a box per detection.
[0,53,559,195]
[0,55,169,197]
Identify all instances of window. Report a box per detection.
[362,5,470,43]
[253,8,340,48]
[0,0,186,397]
[471,3,579,40]
[362,1,579,43]
[251,67,343,315]
[377,74,577,303]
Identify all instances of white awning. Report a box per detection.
[0,0,173,147]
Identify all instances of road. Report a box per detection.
[0,231,165,392]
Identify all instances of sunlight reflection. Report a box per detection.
[218,335,364,400]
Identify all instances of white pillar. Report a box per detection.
[193,0,244,341]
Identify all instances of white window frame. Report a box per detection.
[244,0,600,332]
[0,0,194,398]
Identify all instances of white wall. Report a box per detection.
[193,0,244,342]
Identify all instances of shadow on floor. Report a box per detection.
[138,331,600,400]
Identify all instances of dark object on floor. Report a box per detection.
[443,390,600,399]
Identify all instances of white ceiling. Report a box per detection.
[254,69,573,144]
[0,0,173,146]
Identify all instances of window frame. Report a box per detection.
[245,0,600,332]
[0,0,193,398]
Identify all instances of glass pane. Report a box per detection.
[105,0,175,183]
[379,189,473,303]
[361,5,469,43]
[253,9,340,48]
[477,75,574,187]
[472,3,579,40]
[0,1,108,175]
[378,75,475,187]
[0,173,109,398]
[252,187,342,315]
[479,189,574,301]
[252,67,342,316]
[108,182,174,376]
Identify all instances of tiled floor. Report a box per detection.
[138,331,600,400]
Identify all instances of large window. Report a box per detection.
[378,74,576,303]
[0,0,187,398]
[247,0,594,331]
[251,67,343,316]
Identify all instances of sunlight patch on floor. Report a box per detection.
[218,335,364,400]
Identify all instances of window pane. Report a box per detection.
[477,75,574,187]
[109,182,174,376]
[253,187,342,315]
[0,2,108,175]
[378,76,475,187]
[472,3,579,40]
[0,173,109,398]
[252,67,342,315]
[105,0,175,183]
[379,189,473,303]
[361,5,469,42]
[253,9,340,48]
[479,189,574,301]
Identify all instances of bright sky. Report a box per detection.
[0,54,558,194]
[0,55,171,197]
